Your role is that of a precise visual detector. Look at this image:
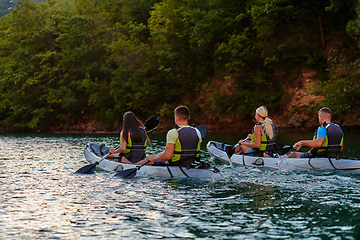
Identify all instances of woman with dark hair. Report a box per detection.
[109,111,151,164]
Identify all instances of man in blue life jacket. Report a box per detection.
[288,107,344,158]
[146,105,202,167]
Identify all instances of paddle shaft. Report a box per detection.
[225,136,250,161]
[234,136,250,149]
[134,159,151,172]
[74,152,112,174]
[236,136,298,154]
[112,160,151,179]
[97,152,111,164]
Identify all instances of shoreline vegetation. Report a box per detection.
[1,0,360,134]
[3,110,360,134]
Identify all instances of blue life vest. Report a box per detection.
[310,122,343,157]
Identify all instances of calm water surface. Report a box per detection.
[1,132,360,239]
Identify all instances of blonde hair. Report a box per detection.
[256,106,274,139]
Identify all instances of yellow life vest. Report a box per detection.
[120,128,147,163]
[169,126,201,166]
[250,122,276,151]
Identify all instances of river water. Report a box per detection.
[1,132,359,239]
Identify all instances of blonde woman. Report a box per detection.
[235,106,276,156]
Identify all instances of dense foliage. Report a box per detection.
[0,0,360,131]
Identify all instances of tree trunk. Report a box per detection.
[318,15,326,48]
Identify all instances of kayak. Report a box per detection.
[207,141,360,171]
[83,143,223,179]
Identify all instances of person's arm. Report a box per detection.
[147,143,175,163]
[110,131,127,154]
[147,129,177,163]
[341,134,344,151]
[240,125,262,148]
[145,131,151,145]
[293,137,325,150]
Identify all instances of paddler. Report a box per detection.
[109,111,151,164]
[234,106,276,157]
[288,107,344,158]
[143,105,202,167]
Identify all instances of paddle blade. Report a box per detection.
[281,145,294,155]
[275,144,293,155]
[225,146,235,159]
[196,125,207,138]
[145,115,159,132]
[74,163,97,174]
[113,168,137,179]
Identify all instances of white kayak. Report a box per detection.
[207,141,360,171]
[83,143,223,179]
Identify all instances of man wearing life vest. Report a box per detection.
[289,107,344,158]
[146,106,202,167]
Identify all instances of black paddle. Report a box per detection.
[112,160,150,179]
[75,115,159,174]
[275,144,296,155]
[144,115,159,132]
[225,136,250,159]
[196,124,207,138]
[75,153,111,174]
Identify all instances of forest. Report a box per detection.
[0,0,359,132]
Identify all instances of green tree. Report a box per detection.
[0,0,66,128]
[0,0,119,129]
[146,0,251,115]
[210,0,359,116]
[310,0,360,116]
[311,55,360,116]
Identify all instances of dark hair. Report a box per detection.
[122,111,144,143]
[174,106,190,120]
